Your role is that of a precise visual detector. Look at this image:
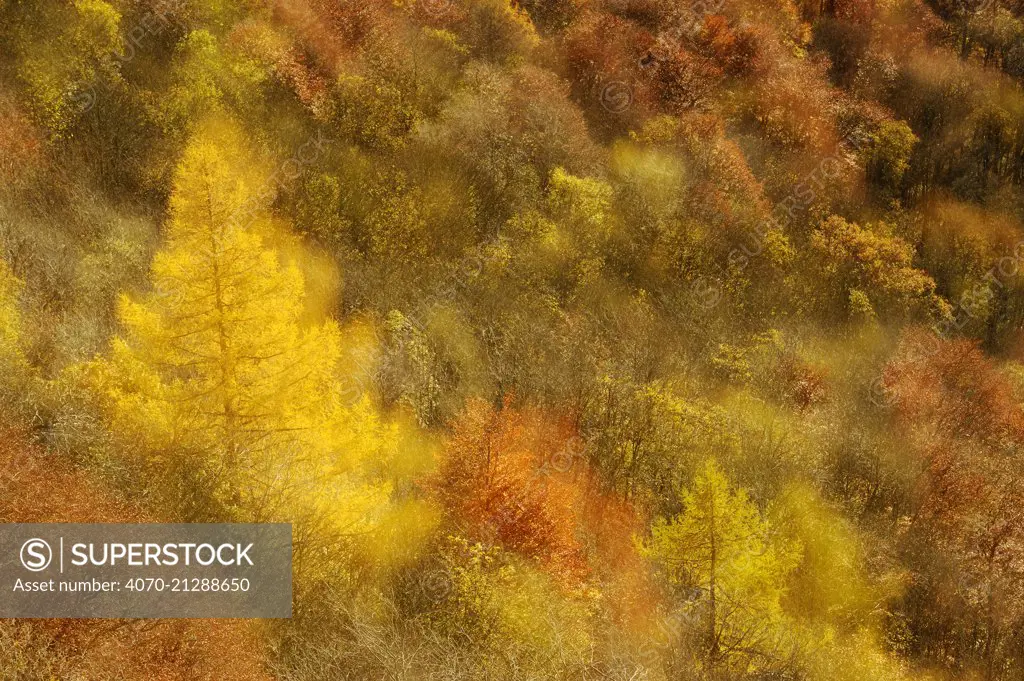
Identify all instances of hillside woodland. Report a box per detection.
[1,0,1024,678]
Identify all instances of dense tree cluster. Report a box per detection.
[1,0,1024,678]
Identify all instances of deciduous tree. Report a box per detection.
[644,460,802,678]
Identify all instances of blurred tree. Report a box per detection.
[0,257,35,421]
[5,0,123,139]
[864,120,918,202]
[80,117,390,524]
[645,460,802,678]
[884,331,1024,681]
[434,398,588,584]
[0,258,27,378]
[809,216,942,321]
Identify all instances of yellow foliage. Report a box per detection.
[775,483,894,623]
[437,536,596,675]
[644,460,803,675]
[0,258,26,371]
[16,0,122,138]
[79,117,395,531]
[811,216,943,318]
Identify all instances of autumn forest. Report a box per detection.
[1,0,1023,678]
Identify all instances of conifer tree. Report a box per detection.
[645,460,802,678]
[86,118,387,521]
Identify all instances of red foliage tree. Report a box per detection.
[433,398,589,584]
[882,330,1024,678]
[697,15,764,76]
[0,428,272,681]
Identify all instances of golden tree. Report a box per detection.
[645,461,802,678]
[84,117,388,523]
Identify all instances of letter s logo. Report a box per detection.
[20,538,52,572]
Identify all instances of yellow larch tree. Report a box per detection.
[82,117,390,526]
[644,460,803,678]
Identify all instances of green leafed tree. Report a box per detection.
[864,120,917,202]
[644,460,802,679]
[7,0,123,139]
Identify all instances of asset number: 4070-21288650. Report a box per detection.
[124,577,251,592]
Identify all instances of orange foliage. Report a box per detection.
[433,399,666,628]
[307,0,396,51]
[578,491,660,633]
[561,11,656,126]
[698,15,764,76]
[0,429,272,681]
[796,0,875,23]
[0,95,42,182]
[0,432,143,524]
[650,48,723,114]
[884,330,1024,448]
[882,331,1024,549]
[271,0,396,73]
[272,0,346,71]
[433,398,590,584]
[779,354,830,411]
[229,21,330,119]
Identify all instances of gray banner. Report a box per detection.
[0,523,291,618]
